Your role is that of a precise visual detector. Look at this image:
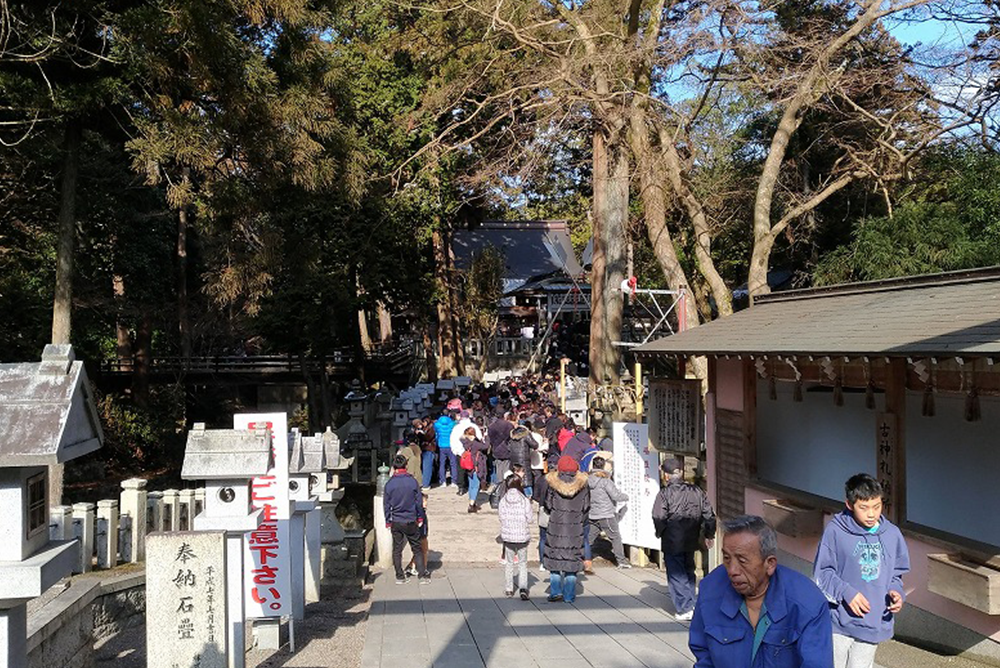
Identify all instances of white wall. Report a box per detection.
[756,380,879,502]
[906,391,1000,547]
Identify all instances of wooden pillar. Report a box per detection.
[882,358,907,524]
[742,359,758,478]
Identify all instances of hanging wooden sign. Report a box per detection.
[648,379,703,454]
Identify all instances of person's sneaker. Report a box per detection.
[505,589,514,598]
[538,564,547,573]
[405,565,418,577]
[617,561,632,569]
[675,610,694,621]
[395,576,409,585]
[519,589,530,601]
[546,594,563,603]
[467,505,477,513]
[419,575,432,585]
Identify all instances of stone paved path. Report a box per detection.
[363,482,694,668]
[361,565,694,668]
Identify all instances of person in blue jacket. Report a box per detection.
[689,515,833,668]
[433,409,458,487]
[813,474,910,668]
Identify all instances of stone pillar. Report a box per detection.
[161,489,179,531]
[49,505,73,541]
[225,533,246,668]
[372,494,392,569]
[194,488,206,517]
[178,489,196,530]
[120,478,147,563]
[96,500,119,569]
[147,491,164,534]
[0,603,27,668]
[290,512,306,620]
[319,490,349,584]
[71,502,95,573]
[304,507,321,603]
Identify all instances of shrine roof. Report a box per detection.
[0,345,103,466]
[635,267,1000,358]
[180,426,273,480]
[289,431,325,474]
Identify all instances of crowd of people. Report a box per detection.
[381,374,911,668]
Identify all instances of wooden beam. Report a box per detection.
[742,359,758,477]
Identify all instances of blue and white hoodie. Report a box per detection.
[813,510,910,643]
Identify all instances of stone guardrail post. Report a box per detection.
[96,499,119,569]
[120,478,147,563]
[178,489,196,531]
[147,491,164,534]
[194,488,205,517]
[161,489,179,531]
[71,502,95,573]
[49,505,72,541]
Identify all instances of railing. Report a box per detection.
[52,481,205,573]
[100,339,416,377]
[465,337,536,359]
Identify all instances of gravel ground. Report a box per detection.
[94,582,372,668]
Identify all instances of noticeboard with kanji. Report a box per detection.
[648,379,702,454]
[875,412,898,521]
[146,531,228,668]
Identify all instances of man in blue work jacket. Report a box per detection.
[689,515,833,667]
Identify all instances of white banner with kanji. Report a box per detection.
[613,422,660,551]
[235,412,292,618]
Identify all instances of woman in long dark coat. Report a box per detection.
[542,455,590,603]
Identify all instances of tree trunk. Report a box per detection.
[300,354,321,433]
[51,120,82,345]
[658,129,732,317]
[601,138,628,384]
[177,168,191,361]
[358,307,372,353]
[133,312,153,409]
[432,227,457,378]
[113,274,132,362]
[318,354,334,429]
[588,132,608,385]
[447,235,465,374]
[377,302,392,343]
[630,112,701,335]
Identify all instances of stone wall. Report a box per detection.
[27,571,145,668]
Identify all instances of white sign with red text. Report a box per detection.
[235,412,291,618]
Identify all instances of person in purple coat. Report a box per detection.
[814,474,910,668]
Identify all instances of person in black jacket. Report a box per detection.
[488,411,514,483]
[651,456,716,620]
[507,423,537,490]
[542,455,590,603]
[384,454,430,584]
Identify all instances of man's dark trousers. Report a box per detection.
[664,552,696,614]
[391,521,425,579]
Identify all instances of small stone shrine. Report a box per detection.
[0,345,103,668]
[146,531,228,668]
[180,424,272,668]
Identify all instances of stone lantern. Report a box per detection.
[288,430,324,609]
[0,345,103,668]
[345,388,367,420]
[180,424,272,668]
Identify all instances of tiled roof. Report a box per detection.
[452,220,583,280]
[635,267,1000,357]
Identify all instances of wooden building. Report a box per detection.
[635,267,1000,662]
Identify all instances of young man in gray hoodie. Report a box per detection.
[587,457,631,568]
[814,473,910,668]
